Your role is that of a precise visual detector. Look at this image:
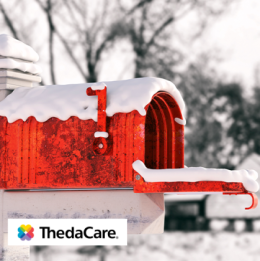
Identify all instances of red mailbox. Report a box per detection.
[0,89,183,190]
[0,77,258,209]
[0,78,183,189]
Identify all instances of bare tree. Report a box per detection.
[35,0,57,84]
[35,0,126,83]
[117,0,235,79]
[0,0,235,85]
[0,1,20,40]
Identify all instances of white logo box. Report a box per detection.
[8,219,127,246]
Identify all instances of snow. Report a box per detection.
[175,118,186,125]
[234,220,246,232]
[94,131,109,138]
[0,58,41,75]
[0,77,185,124]
[164,194,206,202]
[30,232,260,261]
[253,220,260,231]
[132,160,259,193]
[0,34,39,62]
[209,220,229,231]
[91,82,106,90]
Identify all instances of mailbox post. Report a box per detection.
[0,190,164,261]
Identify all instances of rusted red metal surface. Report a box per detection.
[134,179,248,194]
[86,86,107,134]
[133,174,257,209]
[0,112,140,189]
[0,90,184,190]
[86,86,111,155]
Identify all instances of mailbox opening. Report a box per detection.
[145,91,184,170]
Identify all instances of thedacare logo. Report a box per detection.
[39,226,118,239]
[18,224,34,241]
[9,219,127,246]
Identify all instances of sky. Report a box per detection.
[189,0,260,90]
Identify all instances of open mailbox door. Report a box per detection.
[133,160,258,210]
[131,89,259,210]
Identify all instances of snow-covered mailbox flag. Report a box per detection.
[0,35,258,210]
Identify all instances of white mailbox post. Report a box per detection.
[0,190,164,261]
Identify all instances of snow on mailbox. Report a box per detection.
[0,35,258,210]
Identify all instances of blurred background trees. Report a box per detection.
[0,0,236,83]
[0,0,258,169]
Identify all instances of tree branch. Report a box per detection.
[126,0,153,16]
[34,0,45,11]
[0,2,20,39]
[146,16,174,49]
[46,0,56,84]
[95,33,115,63]
[35,0,87,81]
[63,0,83,33]
[55,29,87,81]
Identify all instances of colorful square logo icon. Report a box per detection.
[18,224,34,241]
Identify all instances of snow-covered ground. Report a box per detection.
[31,232,260,261]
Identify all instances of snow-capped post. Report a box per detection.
[0,34,41,102]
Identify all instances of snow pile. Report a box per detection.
[91,82,106,90]
[0,34,39,62]
[0,77,185,123]
[132,160,259,193]
[0,58,41,74]
[0,34,41,75]
[94,132,109,138]
[209,219,229,231]
[175,118,186,125]
[31,233,260,261]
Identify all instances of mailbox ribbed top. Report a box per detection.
[0,77,185,123]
